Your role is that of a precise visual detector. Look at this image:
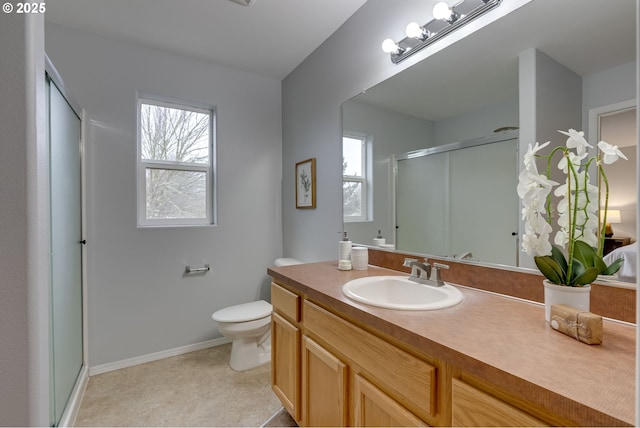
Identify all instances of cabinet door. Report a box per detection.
[452,379,548,427]
[353,373,427,427]
[271,312,301,422]
[301,336,348,427]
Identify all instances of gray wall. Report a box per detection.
[583,61,637,129]
[342,100,434,245]
[434,98,519,146]
[46,23,283,367]
[0,13,50,426]
[282,0,530,262]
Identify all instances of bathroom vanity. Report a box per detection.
[268,261,635,427]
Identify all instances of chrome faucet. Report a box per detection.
[403,258,449,287]
[403,258,431,280]
[455,251,473,260]
[429,262,450,287]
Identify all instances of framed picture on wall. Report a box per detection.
[295,158,316,209]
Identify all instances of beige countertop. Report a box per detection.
[268,261,636,426]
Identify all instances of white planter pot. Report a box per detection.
[543,280,591,322]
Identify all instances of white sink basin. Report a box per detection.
[342,276,463,310]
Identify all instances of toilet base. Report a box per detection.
[229,334,271,371]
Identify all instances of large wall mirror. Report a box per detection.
[342,0,637,285]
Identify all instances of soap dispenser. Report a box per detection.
[338,231,352,270]
[373,229,386,247]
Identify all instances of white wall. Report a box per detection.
[583,61,637,130]
[45,23,283,367]
[0,13,50,426]
[281,0,531,262]
[434,98,519,146]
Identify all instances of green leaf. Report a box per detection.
[574,267,600,285]
[569,259,586,286]
[603,258,624,275]
[550,245,568,275]
[572,240,597,268]
[534,256,564,284]
[593,255,607,274]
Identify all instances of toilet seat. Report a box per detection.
[212,300,272,323]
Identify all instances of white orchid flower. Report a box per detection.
[523,141,550,170]
[517,170,556,203]
[578,229,598,247]
[553,183,568,198]
[522,232,552,257]
[557,211,570,229]
[558,129,593,155]
[521,233,538,255]
[519,128,625,284]
[556,198,568,215]
[554,229,569,247]
[528,172,558,189]
[597,141,628,164]
[557,150,587,174]
[584,216,599,231]
[530,214,552,235]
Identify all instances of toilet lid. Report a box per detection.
[212,300,272,323]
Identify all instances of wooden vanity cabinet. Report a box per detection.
[301,336,348,426]
[302,300,439,425]
[452,378,549,427]
[270,283,301,423]
[271,280,439,427]
[271,280,570,427]
[353,373,428,427]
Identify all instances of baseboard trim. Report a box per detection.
[58,364,89,427]
[89,337,231,376]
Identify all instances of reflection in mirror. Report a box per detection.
[341,0,636,285]
[395,132,518,265]
[598,105,637,283]
[599,106,637,241]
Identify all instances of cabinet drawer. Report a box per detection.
[353,373,427,427]
[452,379,549,427]
[271,282,300,323]
[303,300,437,422]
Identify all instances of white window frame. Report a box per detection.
[343,132,369,223]
[137,95,216,227]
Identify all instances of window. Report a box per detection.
[137,96,215,226]
[343,134,368,222]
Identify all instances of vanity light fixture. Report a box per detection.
[432,2,459,24]
[382,0,502,64]
[405,22,432,41]
[381,38,405,55]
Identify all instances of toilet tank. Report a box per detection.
[274,258,302,267]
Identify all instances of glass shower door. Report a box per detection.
[48,77,83,426]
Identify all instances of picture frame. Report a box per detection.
[295,158,316,209]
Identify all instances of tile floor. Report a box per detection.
[74,344,284,427]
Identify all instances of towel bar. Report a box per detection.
[185,264,210,274]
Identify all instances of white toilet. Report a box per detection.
[212,257,302,371]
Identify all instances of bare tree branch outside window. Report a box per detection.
[140,101,211,221]
[343,158,362,217]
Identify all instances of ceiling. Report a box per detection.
[44,0,368,80]
[353,0,637,121]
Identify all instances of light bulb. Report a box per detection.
[405,22,423,39]
[432,2,453,20]
[381,38,401,54]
